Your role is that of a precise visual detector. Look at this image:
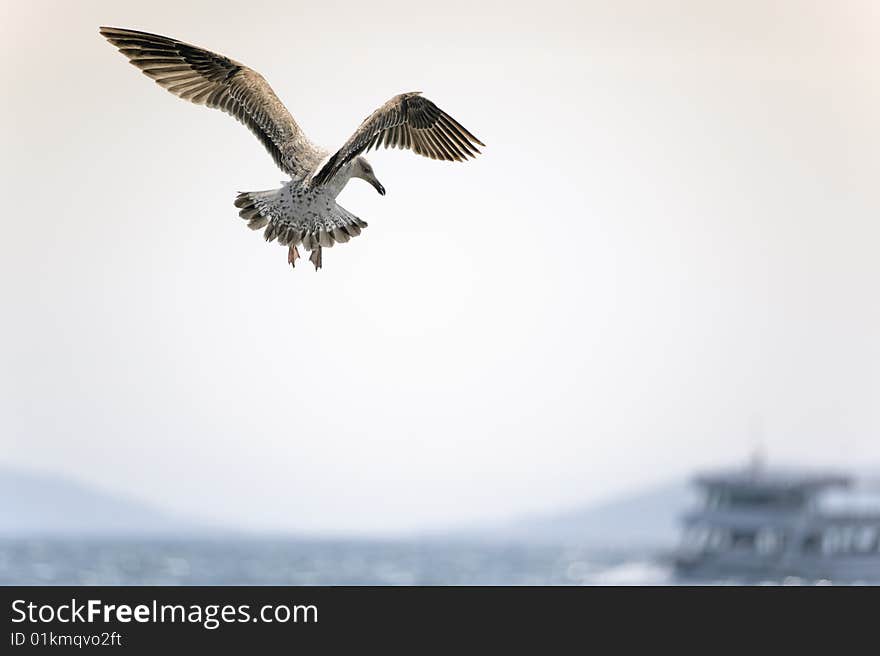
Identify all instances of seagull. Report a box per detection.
[99,27,484,270]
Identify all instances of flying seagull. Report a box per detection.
[99,27,484,270]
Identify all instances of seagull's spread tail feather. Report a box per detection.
[234,189,276,231]
[234,185,367,270]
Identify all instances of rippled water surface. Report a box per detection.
[0,538,672,585]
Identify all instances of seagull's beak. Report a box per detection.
[370,177,386,196]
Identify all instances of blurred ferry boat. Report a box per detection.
[674,463,880,582]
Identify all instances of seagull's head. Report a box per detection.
[353,156,385,196]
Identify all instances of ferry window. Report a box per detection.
[730,530,755,549]
[837,526,860,554]
[718,489,804,509]
[821,530,834,555]
[684,527,709,550]
[822,528,844,555]
[801,533,821,554]
[705,528,730,552]
[756,529,783,555]
[705,491,724,509]
[729,491,773,506]
[853,527,879,554]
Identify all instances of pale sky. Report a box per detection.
[1,0,878,534]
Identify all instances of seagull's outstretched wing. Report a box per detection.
[312,92,484,186]
[99,26,322,178]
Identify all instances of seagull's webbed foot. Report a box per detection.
[287,245,300,268]
[309,246,322,271]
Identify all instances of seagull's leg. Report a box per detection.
[287,245,300,268]
[309,246,322,271]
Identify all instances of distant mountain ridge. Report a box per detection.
[472,481,696,548]
[0,466,197,536]
[1,464,693,543]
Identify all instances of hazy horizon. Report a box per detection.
[2,1,878,535]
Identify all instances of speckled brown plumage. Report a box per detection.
[100,26,484,271]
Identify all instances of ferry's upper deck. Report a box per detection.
[693,468,851,512]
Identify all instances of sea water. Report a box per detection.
[0,538,673,585]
